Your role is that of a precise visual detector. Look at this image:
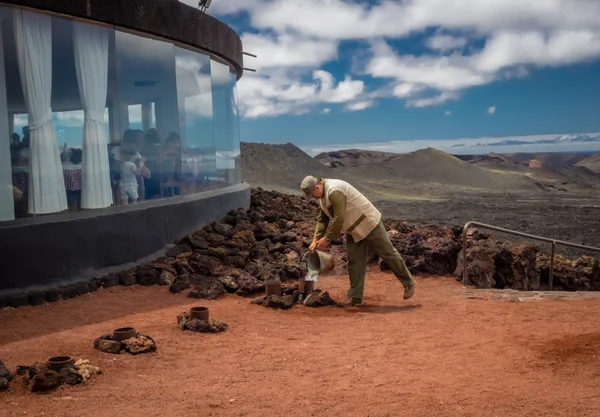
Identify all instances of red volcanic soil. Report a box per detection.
[2,273,600,416]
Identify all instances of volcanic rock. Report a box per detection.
[220,275,239,292]
[28,291,47,306]
[74,359,102,382]
[187,276,225,299]
[60,366,83,385]
[252,294,296,310]
[93,335,123,354]
[136,265,159,286]
[382,222,460,275]
[169,275,193,294]
[235,272,265,296]
[0,360,11,390]
[0,360,11,381]
[101,274,120,288]
[303,289,338,307]
[537,254,600,291]
[119,272,137,286]
[158,270,176,286]
[122,335,157,354]
[455,238,540,290]
[177,312,228,333]
[22,363,63,392]
[454,245,495,288]
[93,333,156,354]
[212,221,233,236]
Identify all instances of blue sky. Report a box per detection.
[196,0,600,155]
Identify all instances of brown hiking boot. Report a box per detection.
[403,281,416,300]
[339,298,362,307]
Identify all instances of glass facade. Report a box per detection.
[0,4,241,221]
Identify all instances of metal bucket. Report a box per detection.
[304,250,335,274]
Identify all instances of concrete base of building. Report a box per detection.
[0,183,250,301]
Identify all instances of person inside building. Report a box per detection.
[300,175,416,306]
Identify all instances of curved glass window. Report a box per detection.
[0,3,241,222]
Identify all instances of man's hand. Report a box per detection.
[309,239,318,253]
[316,237,329,251]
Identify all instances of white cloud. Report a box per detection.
[212,0,600,40]
[238,69,367,118]
[444,110,452,116]
[426,35,467,51]
[241,32,338,70]
[301,132,600,156]
[487,105,496,114]
[345,100,375,112]
[206,0,600,117]
[322,108,331,114]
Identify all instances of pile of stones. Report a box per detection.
[94,333,157,355]
[251,283,338,309]
[6,359,101,393]
[177,313,228,333]
[3,188,600,309]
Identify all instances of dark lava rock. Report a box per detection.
[455,239,540,290]
[0,360,12,381]
[89,279,102,292]
[170,275,192,294]
[94,334,123,354]
[0,295,8,309]
[136,266,159,286]
[0,378,7,391]
[119,272,137,286]
[212,221,233,236]
[177,312,228,333]
[235,272,265,296]
[58,285,77,300]
[382,223,460,275]
[75,282,91,295]
[9,293,30,308]
[60,366,83,385]
[28,291,47,306]
[303,289,338,307]
[454,246,495,288]
[251,294,295,310]
[46,290,61,303]
[22,363,63,392]
[187,276,225,299]
[158,271,176,286]
[101,274,120,288]
[537,254,600,291]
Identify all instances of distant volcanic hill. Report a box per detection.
[240,142,332,193]
[315,149,403,168]
[575,151,600,173]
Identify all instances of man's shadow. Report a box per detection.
[340,303,423,314]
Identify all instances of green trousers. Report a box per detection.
[346,220,414,302]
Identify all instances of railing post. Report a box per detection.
[462,222,472,286]
[549,241,555,291]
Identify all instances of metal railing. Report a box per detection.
[461,221,600,290]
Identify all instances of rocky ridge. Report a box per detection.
[1,189,599,311]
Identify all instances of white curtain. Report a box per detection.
[14,10,67,214]
[73,22,113,209]
[0,19,15,221]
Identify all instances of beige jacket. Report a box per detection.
[319,179,381,242]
